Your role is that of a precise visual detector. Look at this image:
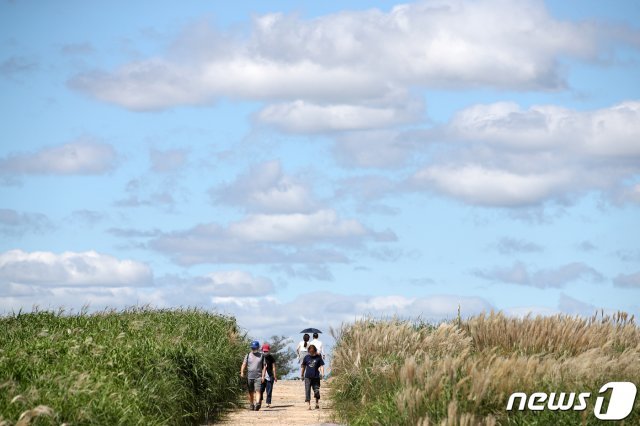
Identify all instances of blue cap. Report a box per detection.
[250,340,260,349]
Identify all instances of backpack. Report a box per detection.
[245,352,264,373]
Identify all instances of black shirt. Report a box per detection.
[264,354,276,378]
[302,354,324,379]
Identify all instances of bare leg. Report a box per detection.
[254,390,261,409]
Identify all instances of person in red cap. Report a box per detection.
[258,342,277,409]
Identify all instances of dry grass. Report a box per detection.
[330,312,640,425]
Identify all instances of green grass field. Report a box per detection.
[0,307,246,425]
[330,312,640,426]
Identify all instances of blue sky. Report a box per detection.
[1,0,639,341]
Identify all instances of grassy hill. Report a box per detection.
[330,312,639,425]
[0,307,246,425]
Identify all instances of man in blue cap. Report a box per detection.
[240,340,264,410]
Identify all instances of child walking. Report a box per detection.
[259,343,277,408]
[300,344,325,410]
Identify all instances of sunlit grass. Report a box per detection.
[330,311,640,425]
[0,306,246,425]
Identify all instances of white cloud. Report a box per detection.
[213,160,316,213]
[206,292,493,338]
[0,55,38,79]
[334,129,422,168]
[0,286,166,312]
[474,261,604,288]
[257,98,422,133]
[71,57,381,111]
[228,210,370,243]
[195,271,274,297]
[148,208,394,266]
[0,209,54,237]
[410,101,640,207]
[502,293,618,318]
[0,140,118,176]
[149,148,188,173]
[71,0,603,111]
[613,271,640,288]
[0,249,152,287]
[557,293,598,316]
[503,305,560,317]
[448,101,640,156]
[413,165,573,207]
[495,237,543,254]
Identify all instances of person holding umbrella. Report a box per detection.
[300,327,324,358]
[309,332,324,358]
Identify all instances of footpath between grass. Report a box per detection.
[330,312,640,426]
[0,307,246,425]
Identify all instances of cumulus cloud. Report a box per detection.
[0,140,118,176]
[505,293,607,318]
[205,292,493,338]
[70,0,603,112]
[334,129,424,168]
[0,249,152,287]
[503,305,560,317]
[0,265,275,313]
[257,98,423,133]
[576,240,597,252]
[616,250,640,263]
[0,55,38,78]
[149,148,188,173]
[114,178,182,210]
[272,264,334,282]
[65,210,105,227]
[0,209,54,236]
[413,165,573,207]
[613,271,640,288]
[494,237,543,254]
[474,261,604,287]
[0,286,165,312]
[149,209,395,265]
[557,293,598,316]
[227,210,370,243]
[411,101,640,207]
[212,160,316,213]
[0,282,492,340]
[447,101,640,156]
[193,270,275,297]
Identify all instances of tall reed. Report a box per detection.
[330,312,639,425]
[0,307,247,425]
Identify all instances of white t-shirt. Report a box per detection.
[296,341,309,363]
[309,338,323,355]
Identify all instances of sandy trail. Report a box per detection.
[218,379,339,425]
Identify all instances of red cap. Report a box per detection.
[262,343,270,352]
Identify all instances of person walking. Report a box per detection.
[240,340,264,411]
[301,344,325,410]
[258,343,277,408]
[296,333,310,364]
[309,332,324,358]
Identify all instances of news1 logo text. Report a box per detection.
[507,382,637,421]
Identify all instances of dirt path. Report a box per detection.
[218,380,339,425]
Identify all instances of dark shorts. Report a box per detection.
[247,378,261,392]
